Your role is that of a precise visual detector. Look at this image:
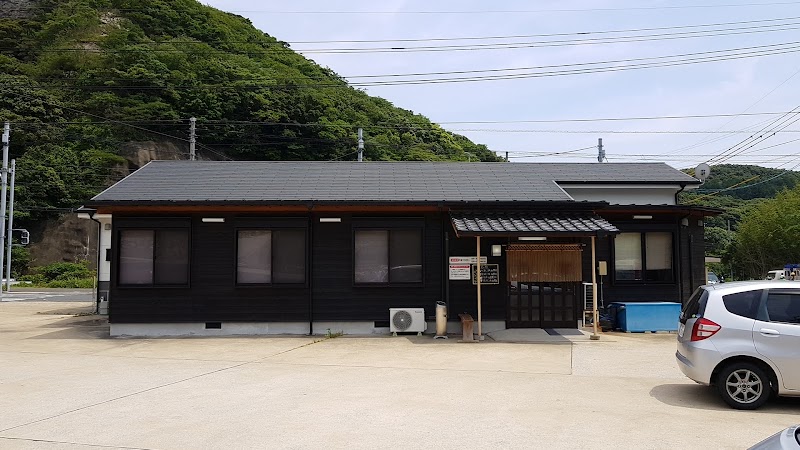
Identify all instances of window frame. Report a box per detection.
[116,226,191,289]
[234,227,308,287]
[612,231,676,284]
[352,227,424,287]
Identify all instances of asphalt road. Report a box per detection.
[0,301,798,450]
[0,288,94,303]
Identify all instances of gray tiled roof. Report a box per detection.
[89,161,699,204]
[450,211,619,235]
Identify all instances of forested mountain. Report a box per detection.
[0,0,500,222]
[680,164,800,278]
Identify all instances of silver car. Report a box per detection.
[749,424,800,450]
[676,281,800,409]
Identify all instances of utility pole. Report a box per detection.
[597,138,605,163]
[0,122,9,299]
[357,128,364,162]
[189,117,196,161]
[5,159,14,292]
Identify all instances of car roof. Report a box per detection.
[703,280,800,292]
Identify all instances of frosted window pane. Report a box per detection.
[645,232,673,281]
[614,233,642,281]
[390,229,422,283]
[238,230,271,284]
[355,230,388,283]
[119,230,154,285]
[155,229,189,285]
[273,230,305,283]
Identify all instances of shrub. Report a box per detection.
[36,262,92,282]
[46,278,95,289]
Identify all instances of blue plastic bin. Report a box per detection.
[608,302,681,332]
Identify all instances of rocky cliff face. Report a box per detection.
[28,214,97,271]
[0,0,36,18]
[118,140,189,168]
[26,140,194,271]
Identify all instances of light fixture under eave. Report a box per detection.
[319,217,342,223]
[632,215,653,220]
[518,236,547,241]
[491,245,502,256]
[202,218,225,223]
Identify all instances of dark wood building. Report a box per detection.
[79,161,717,336]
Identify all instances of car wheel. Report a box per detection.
[716,363,771,410]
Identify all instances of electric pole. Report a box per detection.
[597,138,605,163]
[189,117,196,161]
[0,122,9,298]
[5,159,14,292]
[357,128,364,162]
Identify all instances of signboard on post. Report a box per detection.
[471,264,499,285]
[449,256,487,265]
[448,264,471,280]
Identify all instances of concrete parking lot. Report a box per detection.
[1,299,798,450]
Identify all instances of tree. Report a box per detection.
[728,186,800,279]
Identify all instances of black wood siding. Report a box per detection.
[109,210,706,324]
[311,214,443,321]
[111,214,310,323]
[110,213,443,324]
[596,216,705,305]
[446,232,507,322]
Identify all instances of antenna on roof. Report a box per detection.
[357,128,364,162]
[597,138,605,163]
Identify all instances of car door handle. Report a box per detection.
[759,328,780,336]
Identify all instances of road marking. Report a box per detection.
[1,294,66,302]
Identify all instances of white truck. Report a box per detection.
[765,264,800,281]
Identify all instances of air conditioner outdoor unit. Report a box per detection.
[389,308,426,335]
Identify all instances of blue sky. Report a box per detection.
[203,0,800,170]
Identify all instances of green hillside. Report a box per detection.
[680,164,800,278]
[0,0,500,220]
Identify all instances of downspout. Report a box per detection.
[675,184,687,304]
[308,213,314,336]
[88,211,102,314]
[677,216,686,304]
[675,183,686,205]
[688,227,695,295]
[444,231,449,313]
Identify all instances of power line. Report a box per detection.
[39,16,800,46]
[288,16,800,43]
[11,2,798,13]
[3,43,798,90]
[709,105,800,164]
[10,111,800,128]
[37,20,800,54]
[10,24,800,55]
[6,93,236,161]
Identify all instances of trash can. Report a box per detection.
[435,301,448,339]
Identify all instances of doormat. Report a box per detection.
[545,328,584,336]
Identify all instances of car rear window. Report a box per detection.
[680,288,708,323]
[765,291,800,324]
[722,290,762,319]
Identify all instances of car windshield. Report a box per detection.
[707,273,719,283]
